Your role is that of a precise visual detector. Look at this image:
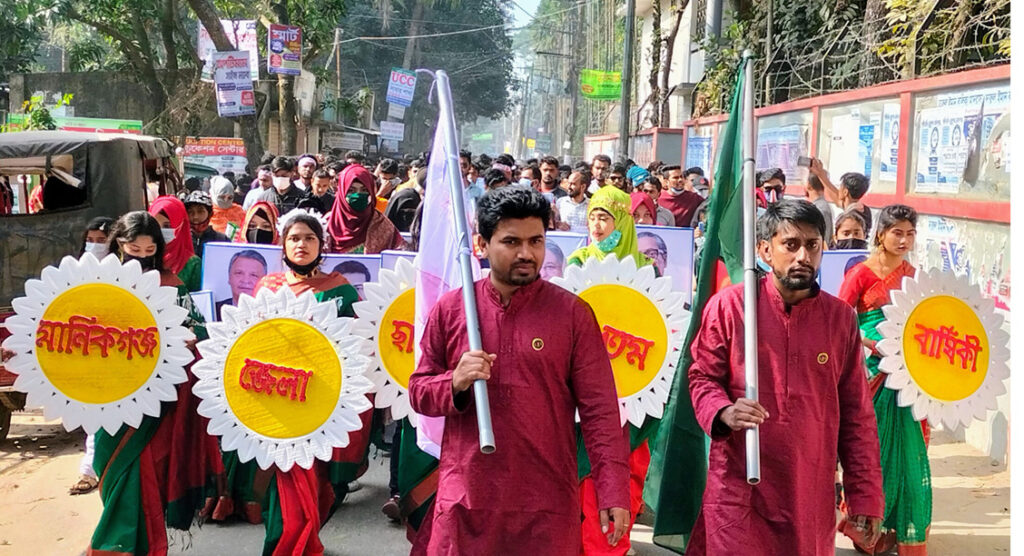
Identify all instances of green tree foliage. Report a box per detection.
[0,2,46,83]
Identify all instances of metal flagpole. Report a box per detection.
[740,50,760,484]
[434,69,496,454]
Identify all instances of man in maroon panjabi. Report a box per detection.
[687,200,884,555]
[409,186,631,555]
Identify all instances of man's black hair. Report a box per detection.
[379,158,399,175]
[540,156,560,167]
[660,164,681,174]
[476,185,551,241]
[522,163,540,180]
[312,168,331,180]
[610,163,627,175]
[756,199,826,243]
[874,204,917,246]
[592,154,612,165]
[684,166,705,178]
[229,249,268,272]
[483,168,508,189]
[840,172,870,200]
[257,164,272,174]
[259,152,277,165]
[223,171,236,184]
[272,156,294,173]
[572,166,593,185]
[807,174,825,192]
[459,150,472,161]
[647,160,664,174]
[494,153,516,167]
[344,150,366,163]
[333,260,371,281]
[184,177,201,192]
[108,211,166,272]
[757,167,786,187]
[474,153,493,168]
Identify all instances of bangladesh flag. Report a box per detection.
[642,58,749,553]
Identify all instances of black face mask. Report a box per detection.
[247,228,275,244]
[120,252,157,272]
[284,254,323,276]
[834,238,869,250]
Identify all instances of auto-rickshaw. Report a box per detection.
[0,130,181,439]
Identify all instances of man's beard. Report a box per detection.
[774,265,816,291]
[496,260,539,286]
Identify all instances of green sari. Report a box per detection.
[842,261,930,553]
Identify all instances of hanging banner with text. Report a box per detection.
[212,51,256,117]
[386,68,417,107]
[268,24,302,76]
[199,20,259,82]
[380,121,405,142]
[184,137,248,175]
[580,69,622,100]
[387,102,406,120]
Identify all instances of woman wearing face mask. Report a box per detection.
[565,185,655,556]
[252,212,370,555]
[148,195,203,292]
[89,211,223,555]
[832,210,869,250]
[326,164,406,254]
[837,205,927,555]
[209,176,247,238]
[67,216,116,497]
[235,201,280,244]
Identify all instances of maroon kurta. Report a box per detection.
[687,277,884,556]
[409,278,630,555]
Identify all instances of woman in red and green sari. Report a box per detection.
[90,211,222,555]
[253,211,368,556]
[838,204,930,555]
[567,185,657,555]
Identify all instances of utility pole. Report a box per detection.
[517,63,535,159]
[617,0,636,160]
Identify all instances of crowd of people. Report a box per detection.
[6,139,933,556]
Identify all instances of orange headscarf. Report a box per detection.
[235,201,280,244]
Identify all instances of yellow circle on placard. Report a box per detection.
[224,318,342,439]
[902,295,989,402]
[377,289,416,390]
[36,283,160,404]
[579,284,668,398]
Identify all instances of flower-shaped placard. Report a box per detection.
[1,254,194,434]
[552,255,689,427]
[192,286,373,471]
[876,267,1010,429]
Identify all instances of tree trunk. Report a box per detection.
[403,0,425,69]
[858,0,891,87]
[270,2,298,155]
[186,0,264,169]
[646,0,662,127]
[659,1,687,126]
[257,80,273,150]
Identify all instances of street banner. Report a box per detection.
[387,102,406,120]
[352,258,419,424]
[580,69,622,100]
[268,24,302,75]
[212,51,256,117]
[552,255,689,426]
[685,136,712,174]
[876,268,1009,429]
[184,137,248,176]
[323,131,364,151]
[380,121,405,142]
[880,103,901,182]
[1,254,194,434]
[386,68,417,107]
[192,286,374,470]
[199,19,259,82]
[4,114,143,134]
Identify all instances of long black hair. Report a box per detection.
[874,204,918,247]
[107,211,166,272]
[79,216,115,255]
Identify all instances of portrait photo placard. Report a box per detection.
[542,231,587,281]
[818,249,870,297]
[381,249,416,271]
[322,254,382,300]
[201,242,285,321]
[636,225,695,304]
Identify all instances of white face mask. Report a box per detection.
[84,242,109,258]
[161,228,176,243]
[273,176,291,190]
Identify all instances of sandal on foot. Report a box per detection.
[69,475,98,495]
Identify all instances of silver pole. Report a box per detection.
[740,50,760,485]
[434,70,496,454]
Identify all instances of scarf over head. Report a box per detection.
[326,164,404,254]
[630,191,657,224]
[147,195,194,274]
[210,176,236,209]
[236,201,280,244]
[568,185,651,268]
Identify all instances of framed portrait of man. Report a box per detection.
[542,231,587,281]
[322,254,382,299]
[381,249,416,271]
[818,249,870,296]
[201,242,284,320]
[636,225,695,303]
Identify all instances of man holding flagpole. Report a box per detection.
[686,200,885,555]
[408,185,631,555]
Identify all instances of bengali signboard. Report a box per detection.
[184,137,248,176]
[199,19,259,82]
[323,131,364,151]
[212,51,256,117]
[268,24,302,76]
[380,121,405,142]
[386,68,417,108]
[4,114,142,134]
[580,69,622,100]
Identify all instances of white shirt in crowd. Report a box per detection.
[556,196,590,234]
